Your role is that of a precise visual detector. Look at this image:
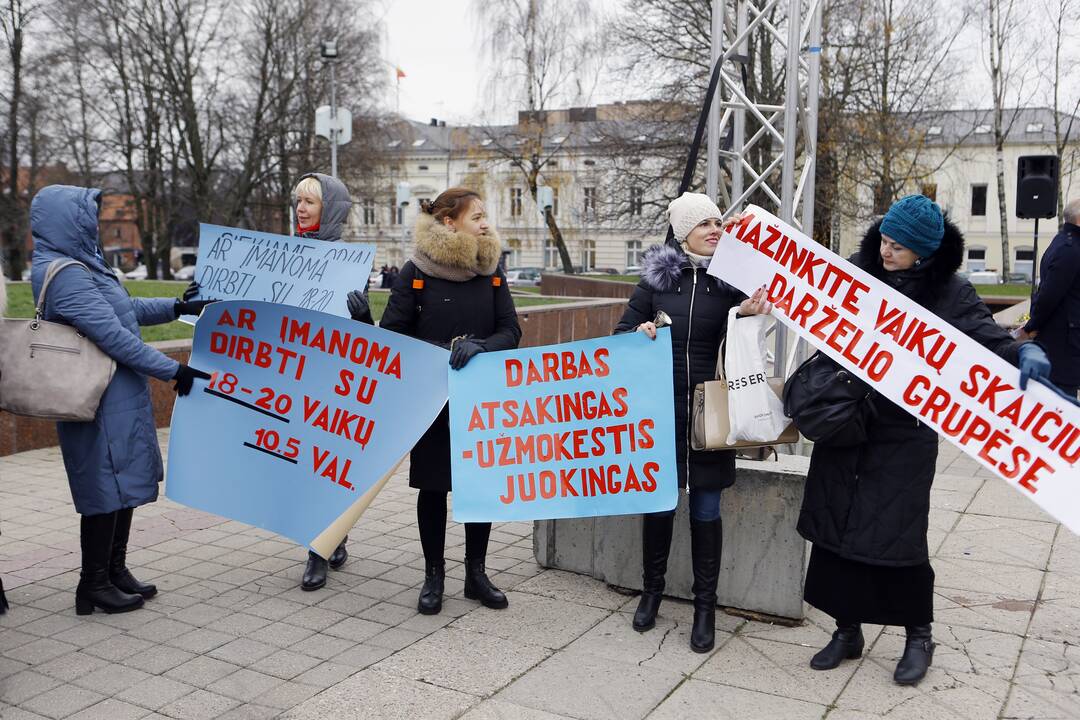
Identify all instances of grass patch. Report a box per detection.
[973,283,1033,297]
[5,281,577,343]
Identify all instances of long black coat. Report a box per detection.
[615,244,745,491]
[380,263,521,492]
[1025,222,1080,388]
[798,219,1023,566]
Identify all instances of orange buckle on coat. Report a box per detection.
[412,278,425,290]
[492,276,502,287]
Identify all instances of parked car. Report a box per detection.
[124,264,148,280]
[624,265,642,275]
[174,265,197,281]
[506,269,541,286]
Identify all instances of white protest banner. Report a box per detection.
[709,205,1080,534]
[187,223,375,321]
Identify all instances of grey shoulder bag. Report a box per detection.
[0,260,117,421]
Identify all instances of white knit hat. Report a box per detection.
[667,192,723,243]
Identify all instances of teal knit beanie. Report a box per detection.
[880,195,944,258]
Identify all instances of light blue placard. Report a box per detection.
[449,329,678,522]
[185,224,375,322]
[167,300,449,554]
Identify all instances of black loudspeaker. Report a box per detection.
[1016,155,1059,219]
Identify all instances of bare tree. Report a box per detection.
[0,0,40,279]
[473,0,605,273]
[1042,0,1080,217]
[984,0,1036,276]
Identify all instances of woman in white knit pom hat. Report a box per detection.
[615,192,770,652]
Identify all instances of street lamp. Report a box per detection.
[321,40,340,177]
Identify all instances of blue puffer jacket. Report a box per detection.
[30,186,180,515]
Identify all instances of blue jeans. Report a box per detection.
[655,488,723,522]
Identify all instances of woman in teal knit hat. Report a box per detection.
[797,195,1053,686]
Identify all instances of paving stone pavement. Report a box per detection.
[1,431,1078,719]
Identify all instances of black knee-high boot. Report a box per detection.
[110,508,157,598]
[417,491,447,615]
[633,512,675,632]
[689,517,722,653]
[76,512,143,615]
[463,522,507,609]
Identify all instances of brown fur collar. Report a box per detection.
[411,212,502,281]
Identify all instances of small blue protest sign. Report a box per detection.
[187,224,374,321]
[166,300,449,556]
[448,330,678,522]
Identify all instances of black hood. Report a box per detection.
[853,214,965,307]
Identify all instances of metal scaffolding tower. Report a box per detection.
[705,0,824,373]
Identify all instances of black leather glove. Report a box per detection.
[449,337,485,370]
[174,298,218,318]
[172,364,211,396]
[347,289,371,322]
[183,281,200,302]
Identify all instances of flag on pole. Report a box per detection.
[396,67,406,79]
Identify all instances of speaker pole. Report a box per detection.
[1031,218,1040,298]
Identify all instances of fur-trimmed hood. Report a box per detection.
[640,243,694,292]
[854,214,965,306]
[411,212,502,282]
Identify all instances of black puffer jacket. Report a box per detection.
[615,244,745,491]
[798,217,1023,566]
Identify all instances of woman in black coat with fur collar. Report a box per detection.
[380,187,521,617]
[801,195,1052,686]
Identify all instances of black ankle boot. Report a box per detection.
[301,552,329,591]
[464,558,508,609]
[328,537,348,569]
[417,561,445,615]
[109,508,156,599]
[633,513,674,632]
[894,624,935,685]
[76,512,143,615]
[810,622,865,670]
[689,517,722,653]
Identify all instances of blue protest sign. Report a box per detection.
[166,300,449,556]
[187,224,375,321]
[448,330,678,522]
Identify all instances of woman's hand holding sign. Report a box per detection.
[738,286,773,316]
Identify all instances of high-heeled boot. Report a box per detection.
[109,508,156,598]
[689,517,722,653]
[810,621,864,670]
[76,512,143,615]
[633,512,675,632]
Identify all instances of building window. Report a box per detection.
[418,165,429,171]
[551,188,560,217]
[362,199,375,225]
[510,187,523,218]
[584,187,596,217]
[506,238,522,267]
[966,246,986,272]
[630,187,643,216]
[626,240,643,268]
[921,184,937,202]
[581,239,596,271]
[1014,246,1035,281]
[389,200,403,225]
[544,238,560,268]
[971,184,988,217]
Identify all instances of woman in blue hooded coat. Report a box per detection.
[30,185,213,615]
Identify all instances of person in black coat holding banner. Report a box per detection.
[614,192,771,653]
[1018,198,1080,396]
[380,187,521,616]
[801,195,1053,686]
